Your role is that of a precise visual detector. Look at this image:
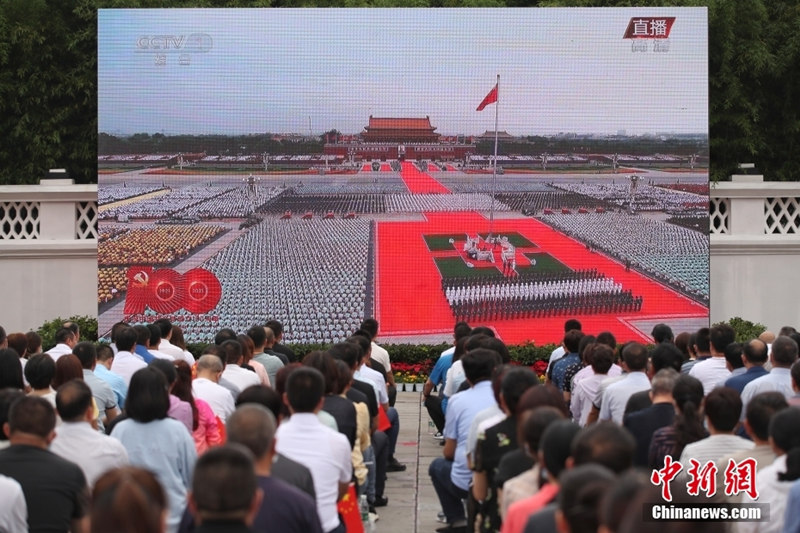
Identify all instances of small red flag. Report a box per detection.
[476,84,498,111]
[337,483,364,533]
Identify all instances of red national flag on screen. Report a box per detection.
[476,84,498,111]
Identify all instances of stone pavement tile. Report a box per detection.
[377,391,447,533]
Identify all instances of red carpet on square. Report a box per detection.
[399,161,451,194]
[376,211,708,344]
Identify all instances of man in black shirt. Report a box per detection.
[0,395,89,533]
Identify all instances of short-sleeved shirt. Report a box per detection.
[94,364,128,409]
[0,444,89,533]
[276,413,352,533]
[598,372,651,424]
[82,369,117,413]
[443,381,496,490]
[0,474,26,533]
[550,353,580,392]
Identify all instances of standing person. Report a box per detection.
[72,341,119,427]
[50,380,129,488]
[0,396,89,533]
[172,360,222,456]
[153,318,194,364]
[275,367,351,533]
[193,354,236,423]
[94,344,127,410]
[360,318,396,405]
[690,323,735,395]
[187,446,262,533]
[91,467,167,533]
[111,367,197,533]
[110,326,146,386]
[266,319,297,363]
[45,328,77,361]
[179,404,323,533]
[249,325,284,387]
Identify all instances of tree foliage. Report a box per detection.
[1,0,799,184]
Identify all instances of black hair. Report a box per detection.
[214,328,237,346]
[772,336,799,367]
[25,353,56,390]
[651,323,674,344]
[558,464,616,533]
[501,367,539,416]
[264,320,284,338]
[704,387,742,432]
[649,343,684,373]
[539,420,581,479]
[236,385,282,421]
[328,342,360,369]
[671,374,706,460]
[745,392,788,442]
[8,395,56,438]
[115,326,138,352]
[462,348,499,385]
[709,324,736,354]
[0,349,25,390]
[192,445,257,519]
[286,367,324,413]
[359,318,379,339]
[571,421,635,473]
[72,341,97,370]
[723,342,745,370]
[149,358,178,386]
[220,339,243,365]
[126,367,170,423]
[622,342,648,371]
[153,318,172,339]
[147,324,161,348]
[56,379,94,422]
[247,325,267,348]
[694,327,711,353]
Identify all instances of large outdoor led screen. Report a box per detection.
[98,8,709,345]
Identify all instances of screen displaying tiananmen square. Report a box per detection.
[97,8,709,345]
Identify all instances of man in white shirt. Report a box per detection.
[152,318,195,364]
[359,319,395,399]
[678,386,753,479]
[50,380,129,488]
[276,367,352,533]
[146,324,174,360]
[45,327,77,361]
[220,339,260,395]
[0,473,26,533]
[571,344,616,425]
[193,354,235,422]
[109,326,147,386]
[690,323,735,395]
[741,335,799,415]
[599,342,651,424]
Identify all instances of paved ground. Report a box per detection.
[377,389,445,533]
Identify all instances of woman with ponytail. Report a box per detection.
[648,374,706,470]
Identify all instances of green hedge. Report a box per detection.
[185,340,557,366]
[37,315,98,351]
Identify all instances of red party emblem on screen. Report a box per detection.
[124,267,222,314]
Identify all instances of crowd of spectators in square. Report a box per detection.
[0,317,406,533]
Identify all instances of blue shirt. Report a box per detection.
[443,381,495,490]
[430,349,454,412]
[94,364,128,409]
[551,352,580,392]
[724,365,768,394]
[134,344,155,363]
[782,479,800,533]
[111,418,197,533]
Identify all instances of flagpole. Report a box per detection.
[490,74,499,239]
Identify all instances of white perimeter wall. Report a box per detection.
[2,176,800,335]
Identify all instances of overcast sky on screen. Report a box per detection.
[98,8,707,136]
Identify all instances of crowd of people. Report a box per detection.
[542,211,709,301]
[202,218,371,344]
[97,224,225,267]
[3,316,800,532]
[422,319,800,533]
[97,185,164,206]
[443,271,641,322]
[0,317,406,533]
[552,182,708,213]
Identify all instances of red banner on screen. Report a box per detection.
[623,17,676,39]
[124,266,222,314]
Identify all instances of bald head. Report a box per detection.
[196,354,224,381]
[759,331,776,344]
[226,404,276,460]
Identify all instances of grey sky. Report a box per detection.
[99,8,707,137]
